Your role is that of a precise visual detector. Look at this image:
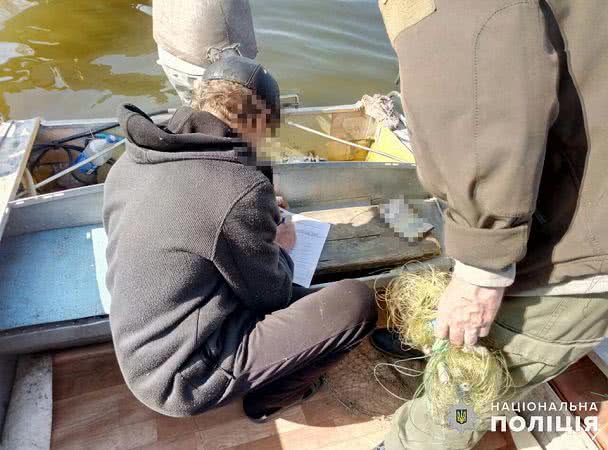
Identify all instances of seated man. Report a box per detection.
[103,56,377,420]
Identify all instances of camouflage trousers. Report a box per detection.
[384,293,608,450]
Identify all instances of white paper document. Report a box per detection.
[91,227,111,314]
[280,208,331,288]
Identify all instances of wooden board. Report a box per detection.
[302,205,440,275]
[0,119,40,241]
[51,343,515,450]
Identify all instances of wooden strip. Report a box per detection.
[52,384,127,437]
[53,342,115,366]
[134,432,197,450]
[53,344,124,402]
[154,415,197,443]
[228,415,390,450]
[0,118,40,240]
[314,256,453,292]
[195,407,307,449]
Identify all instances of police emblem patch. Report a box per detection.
[447,402,477,433]
[456,408,467,424]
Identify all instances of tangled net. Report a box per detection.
[381,269,513,425]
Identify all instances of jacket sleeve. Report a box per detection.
[453,260,515,288]
[392,0,559,270]
[213,180,294,312]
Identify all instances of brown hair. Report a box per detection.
[191,79,268,130]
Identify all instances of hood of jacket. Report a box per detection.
[118,103,250,164]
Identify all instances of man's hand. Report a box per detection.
[434,276,505,347]
[276,220,296,252]
[276,195,289,210]
[275,194,295,251]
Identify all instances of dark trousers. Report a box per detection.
[222,279,377,411]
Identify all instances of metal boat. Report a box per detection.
[0,95,445,432]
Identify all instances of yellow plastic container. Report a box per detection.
[366,127,415,163]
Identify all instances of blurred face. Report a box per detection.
[232,96,278,148]
[237,114,267,147]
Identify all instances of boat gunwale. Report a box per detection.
[37,103,366,130]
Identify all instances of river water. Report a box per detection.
[0,0,398,120]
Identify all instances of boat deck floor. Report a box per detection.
[50,341,516,450]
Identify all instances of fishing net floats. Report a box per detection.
[380,269,513,426]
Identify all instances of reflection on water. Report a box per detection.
[0,0,397,120]
[0,0,169,119]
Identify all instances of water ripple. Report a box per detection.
[0,0,398,119]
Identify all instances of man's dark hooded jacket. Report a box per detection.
[103,104,294,416]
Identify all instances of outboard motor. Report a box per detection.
[152,0,258,104]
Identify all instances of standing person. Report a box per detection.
[371,0,608,448]
[153,0,258,104]
[104,56,377,420]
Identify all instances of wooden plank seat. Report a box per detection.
[303,205,440,275]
